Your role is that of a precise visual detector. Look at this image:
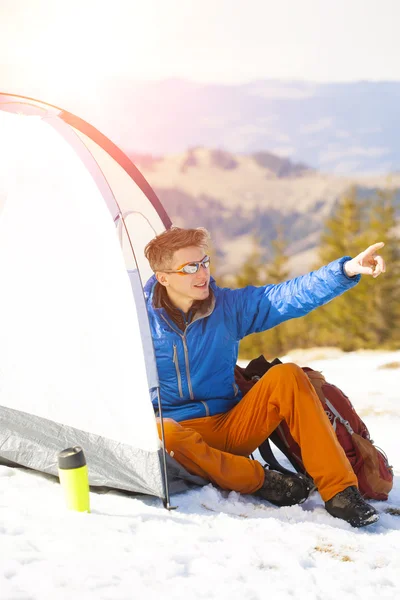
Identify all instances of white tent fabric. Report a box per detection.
[0,95,208,500]
[0,112,157,447]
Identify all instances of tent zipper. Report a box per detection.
[172,344,184,398]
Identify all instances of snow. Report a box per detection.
[1,351,399,600]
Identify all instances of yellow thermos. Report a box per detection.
[58,446,90,512]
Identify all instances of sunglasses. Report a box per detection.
[164,255,211,275]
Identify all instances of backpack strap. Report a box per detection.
[323,396,354,435]
[258,437,300,476]
[305,368,355,435]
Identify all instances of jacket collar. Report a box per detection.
[144,275,216,329]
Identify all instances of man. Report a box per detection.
[144,227,386,527]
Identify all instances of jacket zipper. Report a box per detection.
[160,313,211,404]
[173,344,184,398]
[182,334,194,400]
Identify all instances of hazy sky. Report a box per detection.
[1,0,400,95]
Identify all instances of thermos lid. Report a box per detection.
[58,446,86,470]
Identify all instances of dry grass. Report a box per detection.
[314,543,353,562]
[384,507,400,516]
[378,362,400,370]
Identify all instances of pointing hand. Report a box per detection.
[344,242,386,279]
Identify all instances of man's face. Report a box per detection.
[157,245,211,307]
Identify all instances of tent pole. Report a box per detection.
[156,387,176,510]
[117,216,174,507]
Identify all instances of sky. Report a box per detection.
[1,0,400,99]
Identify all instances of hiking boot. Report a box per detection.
[255,468,313,507]
[325,486,379,528]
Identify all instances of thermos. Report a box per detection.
[58,446,90,512]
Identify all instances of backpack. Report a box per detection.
[234,356,393,501]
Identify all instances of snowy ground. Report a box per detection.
[1,349,399,600]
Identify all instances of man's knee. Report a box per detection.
[156,418,183,444]
[157,418,201,457]
[266,362,304,380]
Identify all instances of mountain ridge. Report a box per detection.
[91,78,400,175]
[132,147,400,276]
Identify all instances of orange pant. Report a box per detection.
[157,363,357,501]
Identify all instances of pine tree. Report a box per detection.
[235,231,295,359]
[233,240,267,358]
[265,234,290,283]
[263,230,291,356]
[230,185,400,359]
[315,185,400,350]
[208,238,227,287]
[316,187,371,350]
[363,188,400,347]
[319,186,370,261]
[234,240,265,288]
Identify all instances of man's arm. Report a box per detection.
[223,243,386,340]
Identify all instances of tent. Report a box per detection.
[0,93,207,507]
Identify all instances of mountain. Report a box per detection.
[3,80,400,275]
[91,78,400,175]
[3,79,400,175]
[132,148,400,276]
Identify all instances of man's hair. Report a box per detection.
[144,227,210,272]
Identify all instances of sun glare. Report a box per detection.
[2,1,188,104]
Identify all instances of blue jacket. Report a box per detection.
[144,257,360,422]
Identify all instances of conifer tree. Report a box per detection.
[315,185,400,349]
[234,240,267,358]
[234,240,265,288]
[263,230,291,356]
[363,188,400,347]
[208,238,227,287]
[265,230,290,284]
[315,186,370,350]
[232,186,400,358]
[236,232,295,358]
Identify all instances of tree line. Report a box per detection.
[214,187,400,359]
